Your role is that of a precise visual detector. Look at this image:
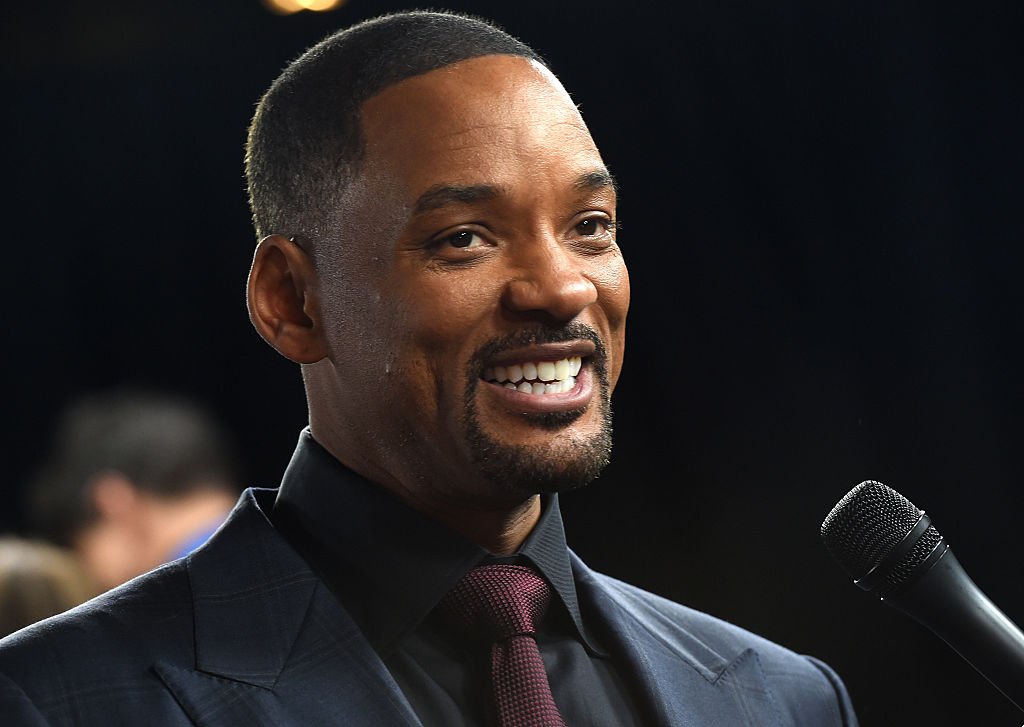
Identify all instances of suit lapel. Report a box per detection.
[154,491,782,726]
[155,489,422,727]
[572,553,782,727]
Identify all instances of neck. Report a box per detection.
[424,495,542,555]
[308,414,543,556]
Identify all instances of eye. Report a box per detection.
[441,230,486,249]
[570,216,618,252]
[575,217,610,236]
[425,227,494,265]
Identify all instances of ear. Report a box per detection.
[88,472,142,523]
[247,234,328,364]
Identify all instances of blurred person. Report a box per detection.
[26,389,240,592]
[0,538,94,638]
[0,11,856,726]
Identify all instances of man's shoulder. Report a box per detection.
[0,488,284,677]
[587,569,796,655]
[0,559,196,726]
[579,564,858,725]
[0,558,194,674]
[0,489,291,725]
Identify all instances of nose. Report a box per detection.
[501,240,599,322]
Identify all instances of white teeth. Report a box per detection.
[499,374,579,396]
[536,361,556,381]
[487,355,586,394]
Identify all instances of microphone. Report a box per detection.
[820,480,1024,713]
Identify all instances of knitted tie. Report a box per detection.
[442,564,568,727]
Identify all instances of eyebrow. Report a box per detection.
[410,168,618,217]
[574,168,619,195]
[412,184,501,216]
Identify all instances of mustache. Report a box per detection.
[468,322,608,375]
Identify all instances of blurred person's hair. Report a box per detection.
[0,537,95,637]
[27,389,239,547]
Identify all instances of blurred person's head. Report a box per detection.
[27,390,240,591]
[0,537,95,637]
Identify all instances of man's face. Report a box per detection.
[312,54,629,507]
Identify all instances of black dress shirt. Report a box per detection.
[270,430,641,726]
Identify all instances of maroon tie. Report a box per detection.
[442,564,568,727]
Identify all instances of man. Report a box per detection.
[24,390,239,593]
[0,12,858,726]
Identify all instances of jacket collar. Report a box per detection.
[154,488,423,726]
[154,487,779,727]
[570,552,782,727]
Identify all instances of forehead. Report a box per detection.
[352,55,605,202]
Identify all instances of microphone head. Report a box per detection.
[821,480,944,594]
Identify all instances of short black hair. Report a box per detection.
[27,390,238,546]
[245,10,543,251]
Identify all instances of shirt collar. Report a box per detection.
[512,490,600,654]
[271,429,604,656]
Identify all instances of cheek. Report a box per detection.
[388,275,498,386]
[592,256,630,383]
[593,255,630,327]
[399,266,499,335]
[321,285,391,367]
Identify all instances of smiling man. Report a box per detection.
[250,48,628,556]
[0,11,857,726]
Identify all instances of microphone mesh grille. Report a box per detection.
[820,480,924,580]
[882,524,943,591]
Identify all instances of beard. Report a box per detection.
[461,323,614,499]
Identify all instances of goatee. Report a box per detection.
[462,323,614,499]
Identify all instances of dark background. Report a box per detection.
[4,0,1023,724]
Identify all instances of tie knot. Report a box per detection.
[442,564,552,640]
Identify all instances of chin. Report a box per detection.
[465,407,614,497]
[460,324,617,498]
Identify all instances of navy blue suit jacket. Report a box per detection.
[0,489,858,725]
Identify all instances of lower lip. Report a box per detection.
[480,365,594,414]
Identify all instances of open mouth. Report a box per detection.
[482,356,583,395]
